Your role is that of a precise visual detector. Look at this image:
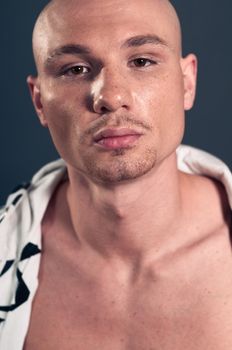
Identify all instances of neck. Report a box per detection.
[66,152,186,264]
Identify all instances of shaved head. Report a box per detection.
[32,0,182,72]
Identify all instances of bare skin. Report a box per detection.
[24,176,232,350]
[24,0,232,349]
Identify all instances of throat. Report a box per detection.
[65,166,184,263]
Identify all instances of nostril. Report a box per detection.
[100,106,110,113]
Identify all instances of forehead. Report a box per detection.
[34,0,181,62]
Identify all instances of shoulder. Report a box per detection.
[177,144,232,228]
[182,172,231,240]
[0,158,66,225]
[0,158,67,267]
[0,159,67,325]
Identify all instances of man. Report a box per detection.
[0,0,231,349]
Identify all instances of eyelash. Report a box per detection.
[130,58,158,68]
[62,65,90,76]
[61,58,158,77]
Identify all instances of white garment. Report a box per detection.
[0,145,231,349]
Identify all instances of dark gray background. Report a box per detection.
[0,1,231,204]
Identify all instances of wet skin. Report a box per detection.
[24,0,232,349]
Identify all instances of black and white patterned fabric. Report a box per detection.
[0,145,231,349]
[0,158,66,350]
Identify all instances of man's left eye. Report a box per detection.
[132,58,156,67]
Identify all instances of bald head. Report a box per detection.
[32,0,182,73]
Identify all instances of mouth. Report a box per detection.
[93,128,143,150]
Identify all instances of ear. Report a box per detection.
[27,75,48,127]
[180,54,198,111]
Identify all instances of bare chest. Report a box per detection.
[23,240,232,350]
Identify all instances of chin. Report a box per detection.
[83,149,158,184]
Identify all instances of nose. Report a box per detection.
[92,68,133,114]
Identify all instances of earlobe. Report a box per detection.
[27,75,48,127]
[181,54,198,111]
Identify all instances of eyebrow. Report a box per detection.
[121,34,169,49]
[45,34,169,66]
[45,44,91,66]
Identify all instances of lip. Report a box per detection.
[93,128,142,142]
[93,128,143,150]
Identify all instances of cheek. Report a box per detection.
[40,86,85,157]
[138,69,185,152]
[157,73,185,150]
[134,65,184,119]
[41,82,86,133]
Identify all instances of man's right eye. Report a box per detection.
[63,65,90,76]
